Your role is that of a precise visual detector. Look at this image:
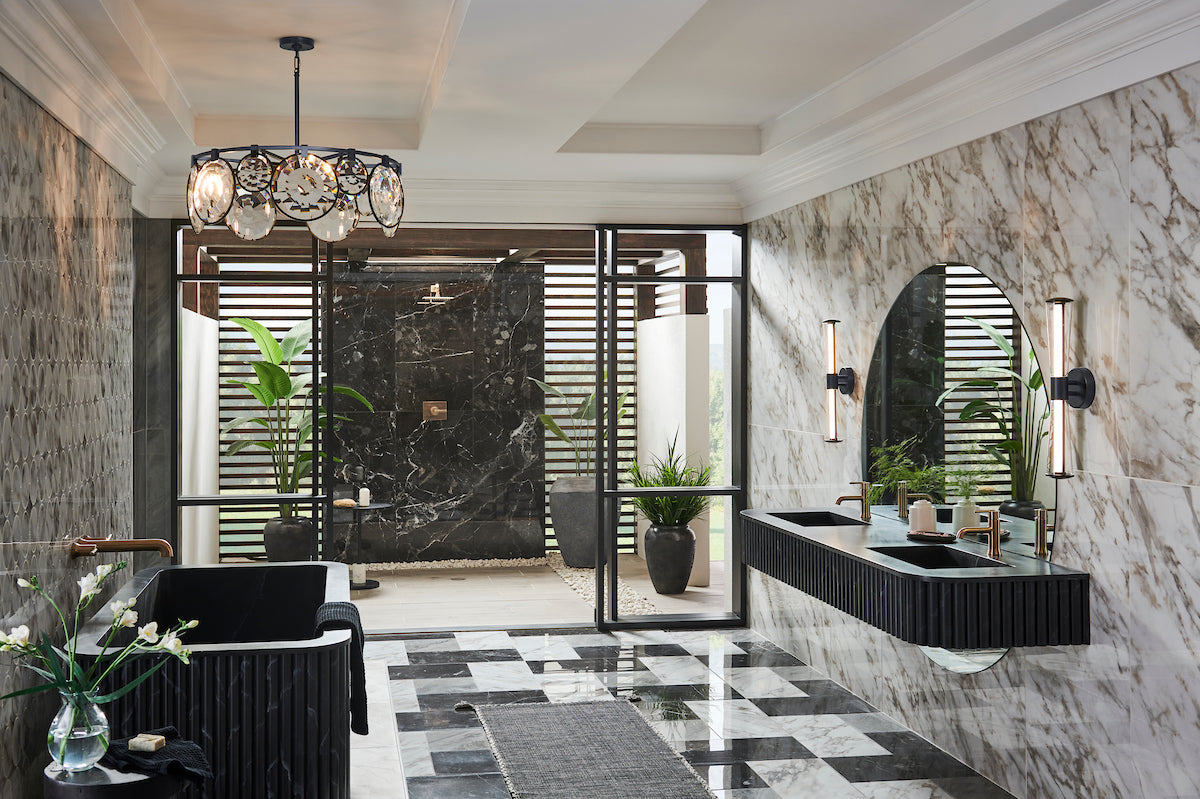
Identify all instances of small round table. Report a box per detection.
[346,502,391,590]
[43,763,186,798]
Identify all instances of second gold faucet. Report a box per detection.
[835,481,872,522]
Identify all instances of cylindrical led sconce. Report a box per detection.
[823,319,855,443]
[1045,298,1096,478]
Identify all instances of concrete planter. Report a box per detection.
[549,476,600,568]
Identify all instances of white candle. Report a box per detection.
[359,487,370,506]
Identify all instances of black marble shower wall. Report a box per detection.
[0,73,133,794]
[326,264,545,562]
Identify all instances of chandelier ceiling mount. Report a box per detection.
[185,36,405,243]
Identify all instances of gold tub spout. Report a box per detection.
[70,536,174,559]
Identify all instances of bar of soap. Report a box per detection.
[129,733,166,752]
[332,498,357,508]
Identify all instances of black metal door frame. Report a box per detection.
[594,224,749,631]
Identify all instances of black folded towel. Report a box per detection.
[316,600,368,735]
[99,726,212,786]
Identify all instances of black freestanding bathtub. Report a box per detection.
[76,562,352,799]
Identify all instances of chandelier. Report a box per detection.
[185,36,404,243]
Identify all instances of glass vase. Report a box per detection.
[47,690,109,772]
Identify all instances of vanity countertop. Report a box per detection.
[741,507,1089,648]
[742,507,1082,580]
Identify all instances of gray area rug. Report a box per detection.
[459,700,716,799]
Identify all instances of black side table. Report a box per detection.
[347,502,391,590]
[44,763,186,798]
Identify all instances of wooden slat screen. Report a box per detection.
[543,264,639,552]
[941,264,1018,501]
[215,263,317,560]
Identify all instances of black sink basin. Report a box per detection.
[868,545,1010,570]
[770,510,868,527]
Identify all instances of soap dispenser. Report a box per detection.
[909,500,936,533]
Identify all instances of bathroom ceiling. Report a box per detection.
[12,0,1200,223]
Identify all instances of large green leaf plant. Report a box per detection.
[529,377,628,476]
[222,318,373,517]
[626,439,714,527]
[935,317,1047,502]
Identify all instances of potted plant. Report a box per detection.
[626,440,713,595]
[866,437,947,505]
[223,317,373,561]
[529,377,627,568]
[0,564,196,773]
[946,465,988,530]
[935,317,1048,519]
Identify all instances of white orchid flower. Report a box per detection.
[7,625,29,647]
[95,564,114,579]
[109,598,134,618]
[159,631,183,655]
[186,620,199,629]
[118,610,138,628]
[16,578,31,589]
[77,572,100,600]
[137,621,159,644]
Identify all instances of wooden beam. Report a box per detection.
[186,228,706,253]
[499,247,542,263]
[682,247,707,315]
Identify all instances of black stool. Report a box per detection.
[43,763,186,798]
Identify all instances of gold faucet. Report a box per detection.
[957,509,1002,560]
[896,480,935,521]
[1033,507,1049,558]
[835,481,872,522]
[70,536,173,559]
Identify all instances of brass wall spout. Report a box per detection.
[896,481,935,521]
[957,509,1002,560]
[835,481,872,522]
[70,536,173,559]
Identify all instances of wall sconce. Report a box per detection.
[823,319,855,443]
[1046,297,1095,478]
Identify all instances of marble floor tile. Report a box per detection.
[350,745,408,799]
[721,667,810,698]
[371,627,1013,798]
[747,758,868,797]
[466,659,539,691]
[641,655,724,685]
[771,714,893,758]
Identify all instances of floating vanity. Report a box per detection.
[742,508,1089,649]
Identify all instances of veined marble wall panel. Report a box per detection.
[0,73,132,795]
[327,266,545,562]
[748,60,1200,797]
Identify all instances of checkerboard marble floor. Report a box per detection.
[369,628,1015,799]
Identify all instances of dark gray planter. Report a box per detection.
[644,523,695,595]
[998,499,1044,520]
[264,516,314,561]
[549,476,599,568]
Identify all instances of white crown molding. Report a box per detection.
[738,0,1200,222]
[193,114,420,151]
[560,123,761,155]
[0,0,163,185]
[141,174,742,225]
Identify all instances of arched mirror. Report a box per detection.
[863,262,1054,673]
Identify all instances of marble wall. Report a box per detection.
[747,60,1200,797]
[327,265,544,562]
[0,73,132,794]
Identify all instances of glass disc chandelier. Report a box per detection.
[186,36,404,243]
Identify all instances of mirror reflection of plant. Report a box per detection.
[935,316,1047,503]
[529,377,628,476]
[867,437,947,505]
[222,318,373,517]
[945,465,988,501]
[626,439,713,526]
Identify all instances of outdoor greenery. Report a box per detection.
[935,316,1047,502]
[867,437,947,505]
[221,317,373,517]
[626,439,714,526]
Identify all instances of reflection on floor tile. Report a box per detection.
[366,628,1015,798]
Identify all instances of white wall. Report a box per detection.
[635,314,710,586]
[179,309,219,565]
